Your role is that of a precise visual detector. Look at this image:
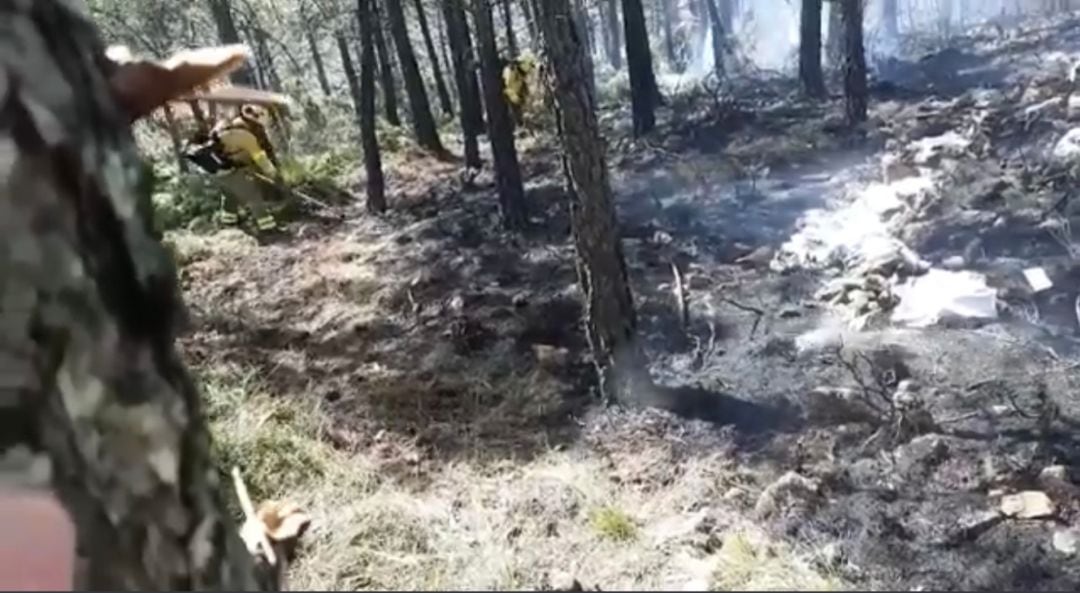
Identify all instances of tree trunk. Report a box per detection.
[597,0,614,66]
[840,0,867,124]
[471,0,528,228]
[435,7,456,96]
[621,0,659,136]
[385,0,446,153]
[501,0,519,57]
[882,0,899,38]
[0,1,264,588]
[442,0,484,169]
[661,0,679,71]
[535,0,649,404]
[703,0,725,79]
[358,0,388,212]
[606,0,623,68]
[573,0,595,57]
[799,0,827,98]
[162,104,189,173]
[338,31,364,111]
[207,0,256,86]
[254,29,282,91]
[372,0,403,126]
[306,26,333,95]
[413,0,455,117]
[520,0,540,49]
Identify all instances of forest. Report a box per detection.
[6,0,1080,590]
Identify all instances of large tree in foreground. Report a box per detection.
[0,1,262,588]
[535,0,650,403]
[442,0,484,170]
[840,0,867,124]
[799,0,827,98]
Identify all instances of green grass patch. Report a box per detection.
[588,506,638,542]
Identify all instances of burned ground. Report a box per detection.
[169,12,1080,591]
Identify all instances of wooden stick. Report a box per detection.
[231,466,277,567]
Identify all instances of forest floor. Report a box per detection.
[169,13,1080,591]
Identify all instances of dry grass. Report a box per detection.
[198,361,845,591]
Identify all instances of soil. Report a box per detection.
[178,13,1080,591]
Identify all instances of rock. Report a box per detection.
[1039,465,1069,485]
[778,305,803,318]
[805,386,880,425]
[754,471,821,519]
[1068,94,1080,120]
[1053,127,1080,162]
[1000,491,1055,519]
[652,230,674,245]
[735,245,775,268]
[895,434,949,475]
[1053,529,1079,555]
[512,293,529,308]
[848,289,871,313]
[942,255,966,270]
[533,344,570,368]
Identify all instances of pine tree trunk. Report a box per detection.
[372,0,403,126]
[255,29,282,91]
[359,0,388,212]
[435,8,456,96]
[0,1,264,588]
[703,0,725,79]
[606,0,624,68]
[471,0,528,228]
[573,0,594,57]
[840,0,867,124]
[307,26,333,95]
[501,0,519,57]
[385,0,446,153]
[622,0,658,136]
[535,0,650,404]
[520,0,539,49]
[597,0,614,66]
[799,0,827,98]
[442,0,484,169]
[207,0,256,86]
[413,0,455,116]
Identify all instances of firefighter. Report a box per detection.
[186,104,282,236]
[501,53,536,123]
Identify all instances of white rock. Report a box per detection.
[1052,127,1080,161]
[1000,491,1055,519]
[1053,529,1079,555]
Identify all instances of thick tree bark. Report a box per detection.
[442,0,484,169]
[413,0,455,117]
[358,0,388,213]
[501,0,519,57]
[471,0,528,228]
[840,0,867,124]
[621,0,659,136]
[703,0,725,79]
[207,0,257,86]
[535,0,649,404]
[799,0,827,98]
[385,0,446,153]
[0,1,263,589]
[606,0,623,68]
[306,26,333,95]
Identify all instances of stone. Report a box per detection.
[805,386,880,425]
[1053,529,1079,555]
[1000,491,1055,519]
[942,255,966,270]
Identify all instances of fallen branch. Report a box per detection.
[671,261,689,329]
[719,297,764,337]
[232,466,277,568]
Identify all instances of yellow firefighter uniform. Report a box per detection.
[213,106,280,233]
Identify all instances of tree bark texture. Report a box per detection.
[385,0,446,153]
[661,0,680,71]
[535,0,649,404]
[338,31,364,113]
[826,0,842,68]
[606,0,623,68]
[799,0,827,98]
[442,0,484,169]
[359,0,388,212]
[621,0,658,135]
[840,0,867,124]
[471,0,528,228]
[0,1,262,589]
[372,0,403,126]
[207,0,257,86]
[412,0,455,116]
